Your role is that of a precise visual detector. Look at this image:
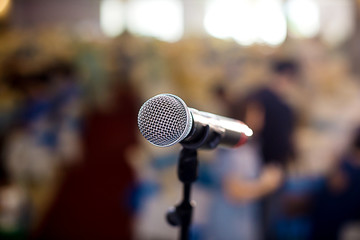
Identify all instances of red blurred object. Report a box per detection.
[35,86,138,240]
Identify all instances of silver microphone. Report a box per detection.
[137,94,253,149]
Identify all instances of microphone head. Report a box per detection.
[138,94,193,147]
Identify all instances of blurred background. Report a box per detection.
[1,0,360,239]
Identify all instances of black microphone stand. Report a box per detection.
[166,147,198,240]
[166,126,221,240]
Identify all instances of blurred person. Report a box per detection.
[219,59,300,240]
[244,59,298,170]
[309,127,360,240]
[199,80,273,240]
[3,45,83,180]
[35,35,140,238]
[197,85,253,240]
[0,41,84,239]
[204,143,263,240]
[36,81,138,240]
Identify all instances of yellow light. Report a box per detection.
[0,0,10,17]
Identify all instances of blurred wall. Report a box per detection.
[10,0,101,34]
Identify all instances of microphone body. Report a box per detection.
[182,108,251,149]
[138,94,252,149]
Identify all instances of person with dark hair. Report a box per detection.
[246,59,298,167]
[221,58,300,239]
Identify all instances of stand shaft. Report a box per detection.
[166,148,198,240]
[180,183,192,240]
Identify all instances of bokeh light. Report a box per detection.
[100,0,126,37]
[127,0,183,42]
[285,0,320,38]
[204,0,287,46]
[318,0,355,47]
[256,0,287,46]
[0,0,11,18]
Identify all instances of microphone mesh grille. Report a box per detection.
[138,94,192,147]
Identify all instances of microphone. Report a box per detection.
[137,93,253,149]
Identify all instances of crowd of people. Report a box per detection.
[0,28,360,240]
